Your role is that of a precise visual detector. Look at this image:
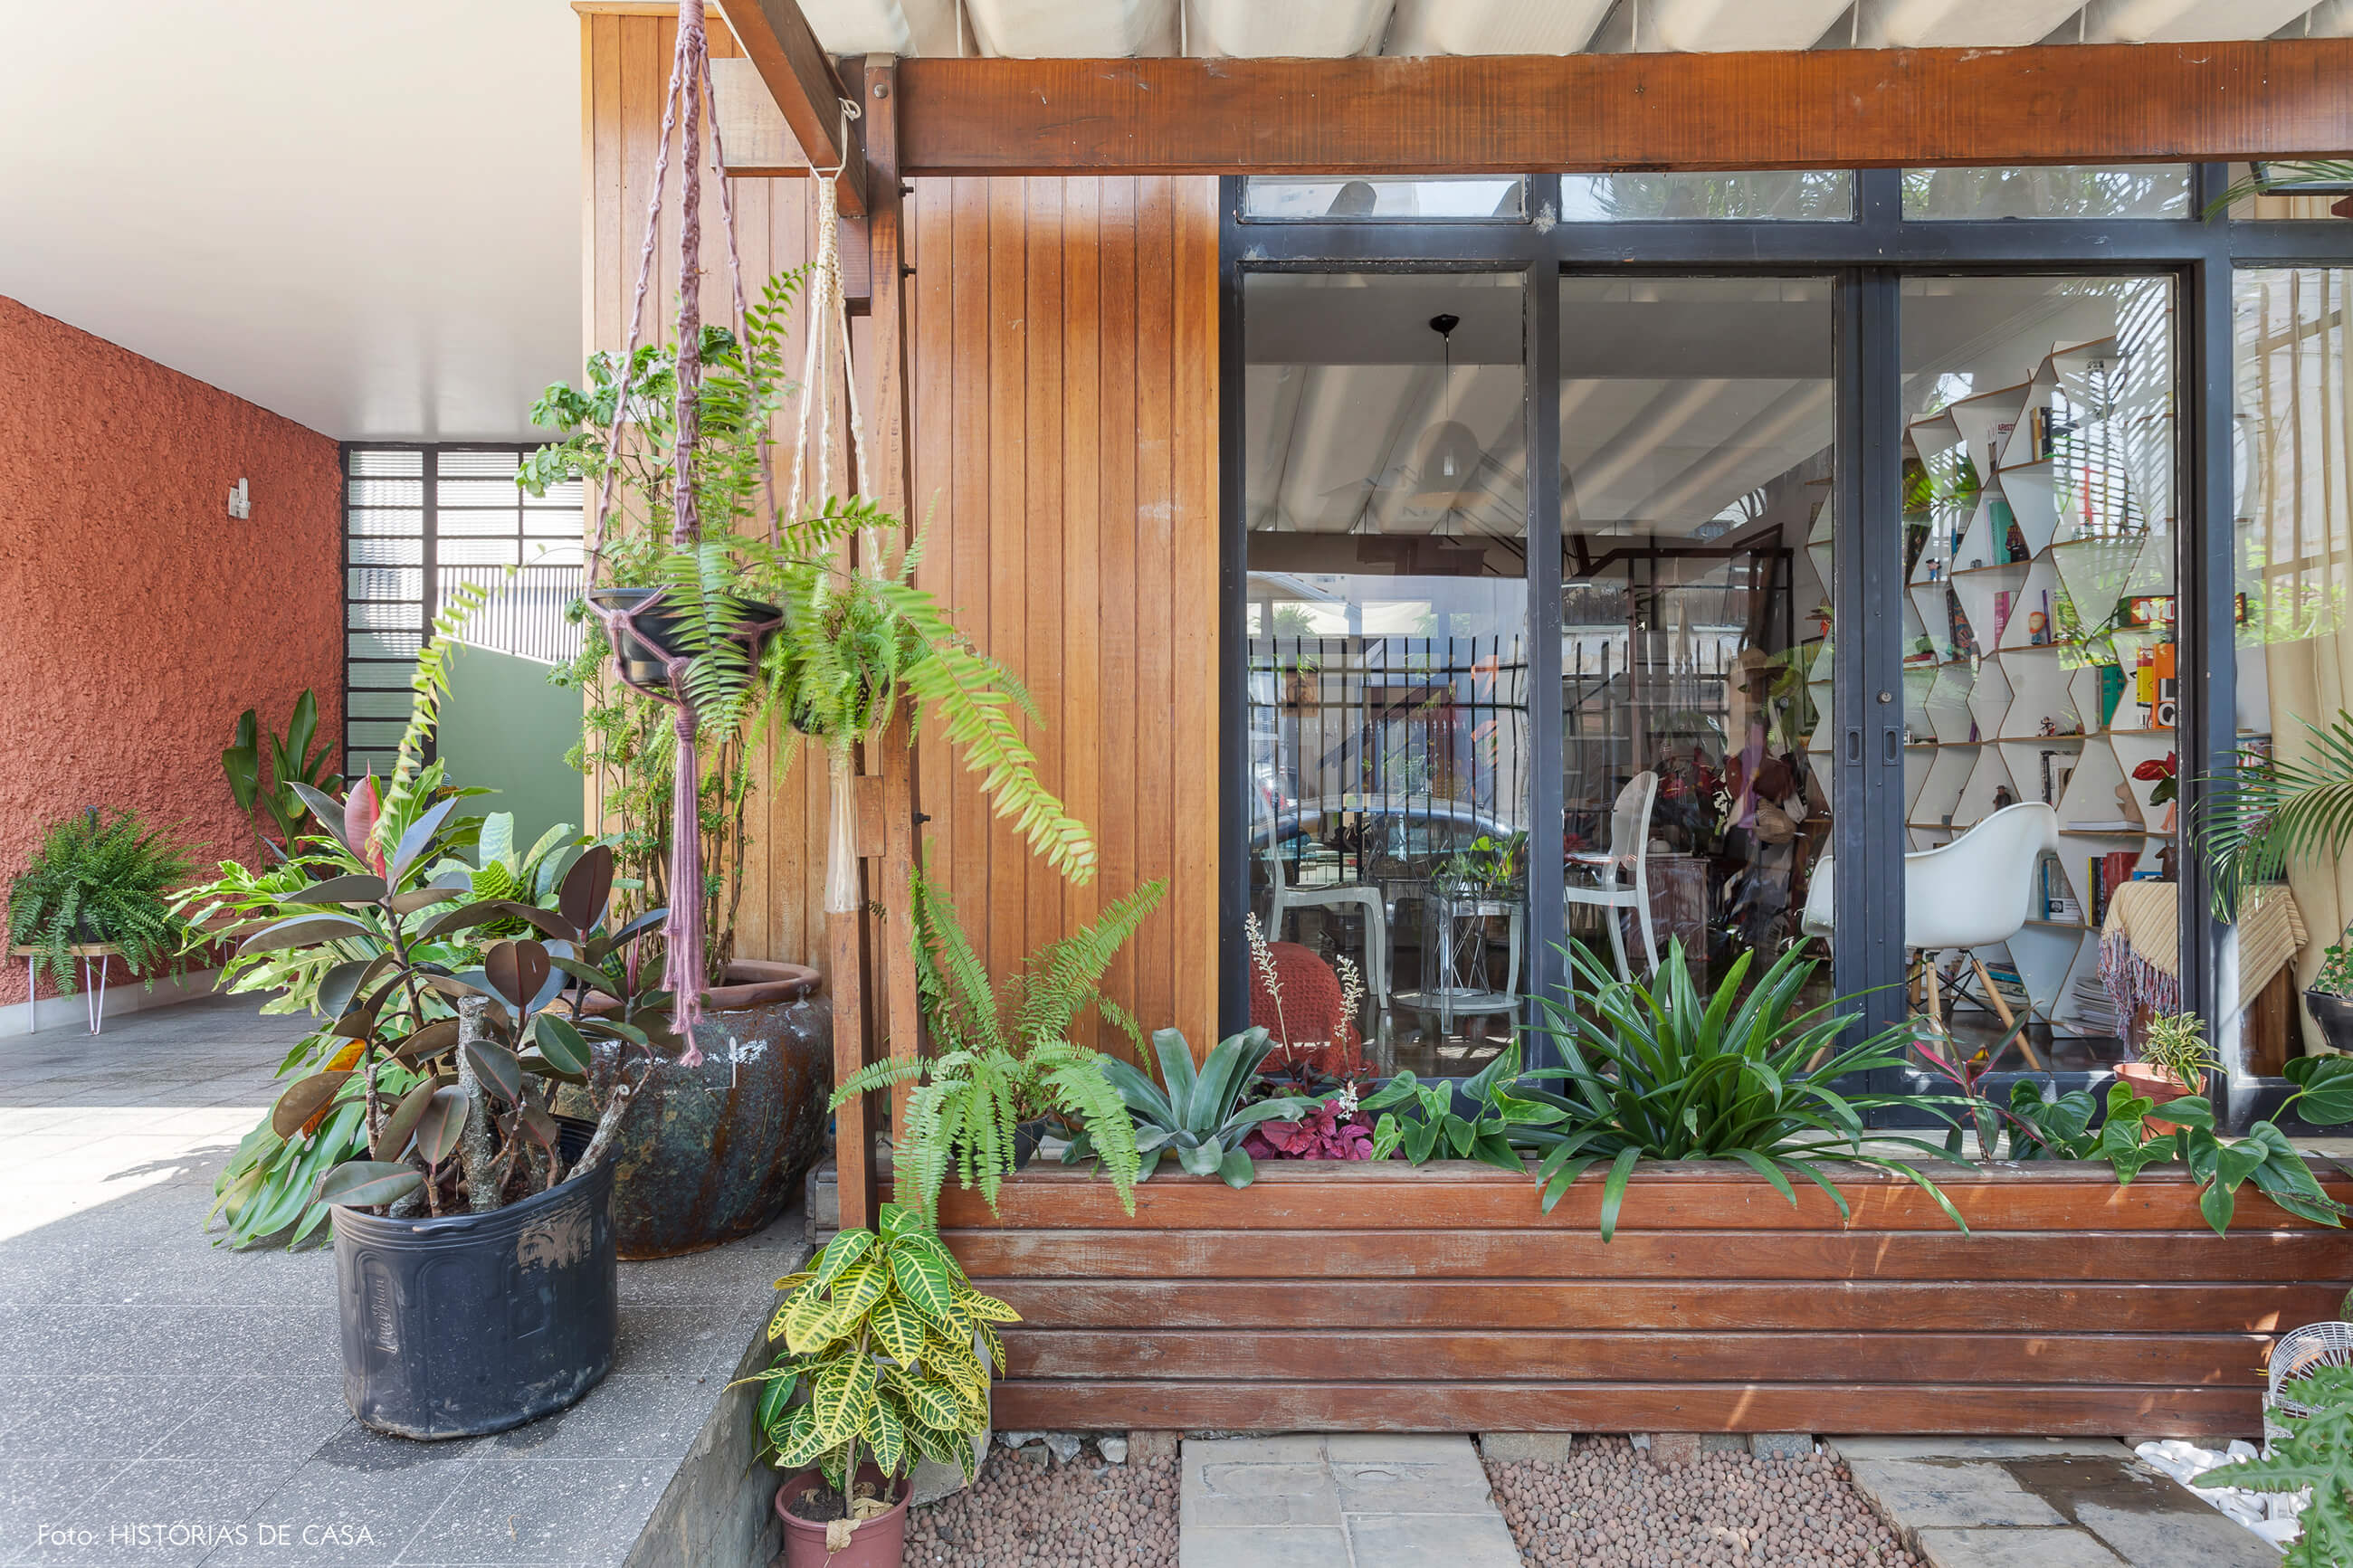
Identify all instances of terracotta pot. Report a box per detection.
[775,1464,908,1568]
[2116,1061,2196,1136]
[564,961,833,1259]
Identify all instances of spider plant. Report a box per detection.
[2201,713,2353,919]
[1518,940,1966,1240]
[834,861,1157,1223]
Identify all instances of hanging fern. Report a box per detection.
[2202,712,2353,918]
[835,860,1157,1224]
[7,809,192,994]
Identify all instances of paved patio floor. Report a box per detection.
[0,994,798,1568]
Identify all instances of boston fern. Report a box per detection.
[835,864,1154,1223]
[1520,940,1967,1240]
[8,808,192,994]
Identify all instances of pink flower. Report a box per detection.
[344,774,386,879]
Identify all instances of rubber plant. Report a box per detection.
[749,1204,1015,1542]
[834,861,1157,1224]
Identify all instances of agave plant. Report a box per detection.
[834,863,1156,1223]
[1076,1028,1309,1188]
[1519,940,1967,1240]
[750,1205,1013,1523]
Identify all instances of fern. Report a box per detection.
[7,809,192,994]
[2201,713,2353,918]
[834,858,1157,1224]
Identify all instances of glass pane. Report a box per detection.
[1243,176,1527,222]
[1558,277,1836,1008]
[1243,271,1529,1078]
[1560,172,1853,222]
[2226,163,2353,221]
[1903,166,2188,219]
[1900,276,2177,1076]
[2232,268,2353,1075]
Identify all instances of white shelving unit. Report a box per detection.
[1900,330,2177,1039]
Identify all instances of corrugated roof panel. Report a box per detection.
[1384,0,1615,54]
[1188,0,1395,56]
[965,0,1179,56]
[1854,0,2086,45]
[2081,0,2313,41]
[1645,0,1854,51]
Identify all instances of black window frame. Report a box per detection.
[1219,165,2353,1124]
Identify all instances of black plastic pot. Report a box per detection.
[331,1118,617,1440]
[1013,1118,1050,1171]
[586,585,784,691]
[2308,989,2353,1055]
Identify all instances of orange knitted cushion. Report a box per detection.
[1248,940,1365,1077]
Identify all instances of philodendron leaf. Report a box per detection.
[313,1161,424,1209]
[465,1040,523,1104]
[270,1071,352,1139]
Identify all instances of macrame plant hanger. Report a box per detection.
[578,3,776,1060]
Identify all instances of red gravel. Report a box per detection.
[1483,1440,1926,1568]
[902,1443,1178,1568]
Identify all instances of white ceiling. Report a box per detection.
[864,0,2342,54]
[0,2,581,442]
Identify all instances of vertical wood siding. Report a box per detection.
[582,15,1218,1054]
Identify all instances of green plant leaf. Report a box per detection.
[313,1160,424,1209]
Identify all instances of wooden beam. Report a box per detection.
[712,0,867,215]
[895,41,2353,176]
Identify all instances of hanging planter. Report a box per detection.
[585,584,784,696]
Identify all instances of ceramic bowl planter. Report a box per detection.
[333,1119,617,1440]
[585,585,785,693]
[774,1464,909,1568]
[572,961,833,1259]
[2307,989,2353,1056]
[2116,1061,2197,1136]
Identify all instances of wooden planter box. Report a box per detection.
[938,1160,2353,1438]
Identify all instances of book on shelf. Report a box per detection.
[2066,818,2140,833]
[1991,499,2018,564]
[1983,965,2032,1011]
[1993,590,2013,640]
[2098,662,2126,726]
[2072,976,2120,1037]
[1947,593,1976,654]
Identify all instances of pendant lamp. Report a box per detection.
[1412,312,1483,508]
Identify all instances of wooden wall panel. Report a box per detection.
[583,18,1220,1048]
[907,175,1221,1058]
[940,1163,2353,1437]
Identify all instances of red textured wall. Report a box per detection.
[0,294,342,1004]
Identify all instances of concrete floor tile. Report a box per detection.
[1178,1525,1352,1568]
[0,1375,214,1461]
[1848,1459,2070,1531]
[204,1449,475,1567]
[1830,1437,2135,1463]
[392,1458,672,1565]
[1185,1435,1326,1466]
[2072,1500,2282,1567]
[0,1461,131,1561]
[1913,1526,2129,1568]
[1346,1509,1523,1568]
[1325,1433,1480,1468]
[148,1378,353,1460]
[14,1460,300,1567]
[468,1376,711,1462]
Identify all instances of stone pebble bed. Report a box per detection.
[1484,1439,1927,1568]
[900,1438,1178,1568]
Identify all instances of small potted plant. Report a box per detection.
[2307,937,2353,1055]
[751,1204,1014,1566]
[2120,1010,2214,1136]
[7,807,192,1003]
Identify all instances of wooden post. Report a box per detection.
[862,55,927,1152]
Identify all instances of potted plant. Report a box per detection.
[221,689,343,861]
[521,277,1093,1256]
[234,774,670,1437]
[835,862,1157,1224]
[2306,938,2353,1056]
[2120,1010,2214,1136]
[7,806,191,1000]
[1071,1027,1309,1189]
[751,1204,1014,1566]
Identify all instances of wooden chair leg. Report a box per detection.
[1968,955,2044,1072]
[1921,959,1946,1039]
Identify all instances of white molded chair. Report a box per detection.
[1565,771,1660,981]
[1265,833,1389,1003]
[1803,801,2061,1065]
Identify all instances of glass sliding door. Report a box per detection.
[1241,271,1530,1076]
[1897,276,2178,1075]
[1557,277,1837,1002]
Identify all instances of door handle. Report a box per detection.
[1882,727,1900,765]
[1845,728,1862,764]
